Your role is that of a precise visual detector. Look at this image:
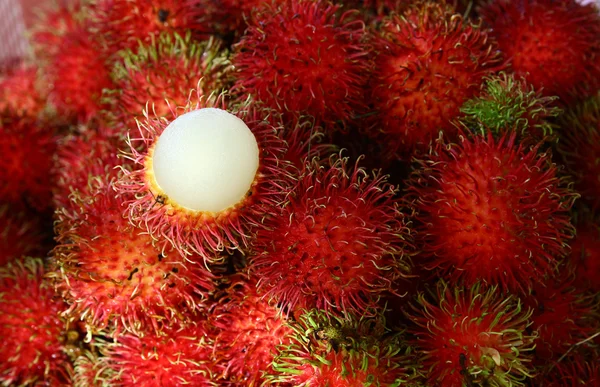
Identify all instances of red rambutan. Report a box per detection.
[368,1,504,158]
[406,133,576,292]
[538,353,600,386]
[115,93,294,262]
[406,280,536,387]
[99,320,214,386]
[568,219,600,292]
[479,0,600,105]
[51,175,216,336]
[267,308,422,386]
[208,272,292,386]
[0,258,73,385]
[0,65,48,120]
[231,0,371,128]
[249,155,412,315]
[73,351,112,386]
[193,0,280,38]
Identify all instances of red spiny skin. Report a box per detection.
[53,127,122,212]
[74,352,110,387]
[568,221,600,292]
[51,176,216,336]
[368,1,504,159]
[479,0,600,106]
[249,156,412,315]
[538,353,600,386]
[406,133,576,293]
[47,27,115,124]
[557,96,600,210]
[115,94,294,263]
[232,0,371,129]
[407,281,535,387]
[109,33,228,136]
[208,273,292,386]
[0,258,72,386]
[0,117,57,211]
[523,270,597,362]
[100,321,214,386]
[0,66,47,120]
[91,0,210,53]
[0,205,51,266]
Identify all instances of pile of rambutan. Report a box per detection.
[1,0,599,385]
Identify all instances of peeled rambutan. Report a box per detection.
[249,155,412,315]
[108,32,228,135]
[0,65,48,120]
[267,308,422,386]
[0,204,51,266]
[406,133,576,292]
[556,95,600,210]
[51,175,216,336]
[479,0,600,105]
[0,258,73,385]
[368,1,503,158]
[90,0,210,52]
[406,280,536,387]
[460,72,561,144]
[98,319,213,386]
[208,272,292,385]
[0,116,57,211]
[115,93,294,262]
[231,0,371,128]
[46,25,115,124]
[568,219,600,292]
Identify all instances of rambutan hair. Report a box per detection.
[51,174,216,336]
[231,0,371,128]
[406,132,576,292]
[479,0,600,105]
[368,0,504,159]
[249,154,413,316]
[115,92,294,263]
[406,280,536,387]
[0,258,73,386]
[0,65,48,121]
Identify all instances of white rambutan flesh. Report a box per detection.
[152,108,259,212]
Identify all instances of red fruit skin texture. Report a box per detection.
[232,0,370,128]
[250,156,411,315]
[208,273,292,386]
[538,353,600,386]
[407,133,576,293]
[407,281,535,387]
[0,117,57,211]
[0,66,47,120]
[569,221,600,293]
[369,1,504,159]
[0,258,72,386]
[101,321,214,386]
[52,177,215,336]
[479,0,600,106]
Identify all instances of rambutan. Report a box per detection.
[479,0,600,105]
[46,25,115,124]
[108,32,228,135]
[368,1,503,158]
[231,0,371,128]
[73,350,113,386]
[99,319,214,386]
[406,133,576,292]
[0,116,57,211]
[406,280,536,387]
[90,0,210,52]
[0,65,48,120]
[460,72,561,144]
[249,155,412,315]
[0,258,73,385]
[115,94,293,262]
[208,272,292,385]
[267,308,422,386]
[51,175,216,336]
[556,94,600,210]
[0,204,51,266]
[538,353,600,386]
[568,219,600,292]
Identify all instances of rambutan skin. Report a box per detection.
[368,1,504,158]
[0,66,48,120]
[231,0,371,127]
[51,176,216,336]
[568,220,600,292]
[479,0,600,105]
[249,155,413,315]
[0,258,73,386]
[115,94,294,262]
[406,280,536,387]
[406,133,576,292]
